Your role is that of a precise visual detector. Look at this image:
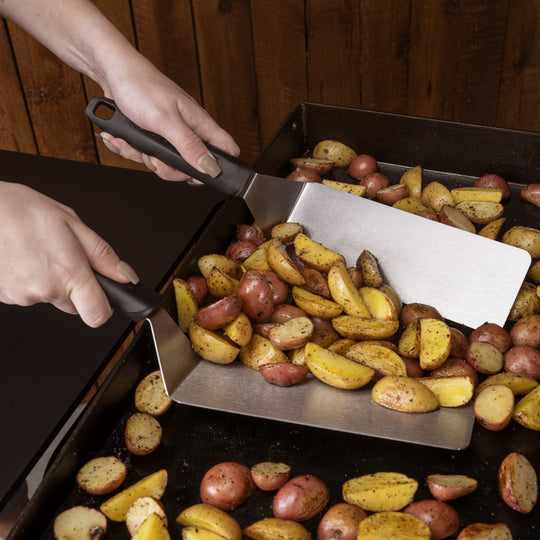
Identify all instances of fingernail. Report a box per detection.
[198,153,221,178]
[96,132,120,154]
[142,153,157,172]
[116,260,140,284]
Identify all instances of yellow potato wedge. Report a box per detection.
[182,526,227,540]
[478,217,506,240]
[132,513,170,540]
[243,242,272,271]
[327,262,371,317]
[419,318,452,370]
[502,225,540,258]
[305,342,374,389]
[508,282,540,321]
[313,139,357,167]
[356,250,384,288]
[455,200,504,225]
[451,186,503,203]
[327,338,357,354]
[126,496,168,537]
[378,284,402,317]
[189,322,239,364]
[422,181,455,212]
[223,312,253,347]
[345,342,407,377]
[343,472,418,512]
[243,518,310,540]
[399,165,423,199]
[322,179,367,197]
[332,315,399,340]
[356,511,431,540]
[240,333,288,370]
[457,522,512,539]
[392,196,428,214]
[359,287,398,320]
[513,386,540,430]
[293,233,345,273]
[475,372,539,396]
[198,254,242,280]
[418,376,474,407]
[270,222,302,245]
[205,266,239,298]
[100,469,168,522]
[398,320,421,359]
[176,503,242,540]
[266,238,305,285]
[292,286,343,319]
[371,375,440,413]
[173,278,199,333]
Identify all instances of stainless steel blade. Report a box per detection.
[247,178,530,329]
[146,308,200,396]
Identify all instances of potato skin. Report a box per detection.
[504,345,540,378]
[261,270,290,305]
[475,173,510,201]
[260,362,309,386]
[404,499,460,540]
[521,183,540,207]
[193,294,242,330]
[273,475,330,522]
[237,270,274,323]
[250,462,291,491]
[498,452,538,513]
[200,462,256,511]
[188,275,209,306]
[359,172,390,198]
[400,303,443,327]
[469,322,512,353]
[376,183,408,205]
[287,168,322,183]
[449,327,469,359]
[317,503,367,540]
[225,240,258,262]
[236,224,266,246]
[430,357,478,386]
[510,314,540,348]
[348,154,376,178]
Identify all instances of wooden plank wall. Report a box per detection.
[0,0,538,170]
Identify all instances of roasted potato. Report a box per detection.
[332,315,399,340]
[419,318,452,370]
[240,334,288,370]
[400,302,443,327]
[286,168,322,183]
[371,376,440,413]
[223,312,253,347]
[474,384,514,431]
[475,372,538,396]
[125,496,167,537]
[430,357,478,387]
[508,281,540,321]
[174,278,200,333]
[244,518,310,540]
[455,200,504,225]
[198,254,242,281]
[457,523,512,539]
[317,502,367,540]
[469,322,512,353]
[236,224,266,246]
[510,314,540,347]
[426,474,477,501]
[474,173,510,200]
[466,341,504,375]
[504,345,540,378]
[521,183,540,207]
[269,316,314,350]
[376,183,408,205]
[125,412,162,456]
[327,262,371,317]
[421,181,455,212]
[478,217,506,240]
[193,294,242,330]
[313,139,357,167]
[356,249,384,288]
[399,165,423,199]
[359,172,390,198]
[237,270,275,323]
[294,233,345,273]
[393,196,429,214]
[345,342,407,378]
[451,186,503,203]
[189,322,240,364]
[259,362,309,387]
[273,474,329,522]
[290,157,335,175]
[513,386,540,430]
[357,511,431,539]
[270,222,303,245]
[404,499,460,540]
[322,179,367,197]
[292,286,343,319]
[418,376,474,407]
[76,456,127,496]
[225,240,258,262]
[502,225,540,258]
[200,462,255,511]
[176,503,242,540]
[348,153,377,178]
[300,267,331,298]
[250,462,291,491]
[135,370,173,417]
[498,452,538,513]
[266,239,305,285]
[205,266,239,298]
[53,506,107,540]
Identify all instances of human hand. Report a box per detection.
[97,55,240,183]
[0,182,139,327]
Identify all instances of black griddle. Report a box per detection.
[8,104,540,539]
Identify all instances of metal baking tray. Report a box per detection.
[9,104,540,538]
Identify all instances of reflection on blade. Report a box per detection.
[146,308,199,396]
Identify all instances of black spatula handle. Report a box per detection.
[86,97,250,196]
[95,272,161,322]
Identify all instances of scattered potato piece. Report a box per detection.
[399,165,423,199]
[332,315,399,340]
[419,318,451,370]
[173,278,199,332]
[478,217,506,240]
[426,474,477,501]
[244,518,310,540]
[474,384,514,431]
[345,342,407,377]
[457,522,512,539]
[125,413,162,456]
[126,496,168,536]
[418,376,474,407]
[176,503,242,540]
[356,250,384,288]
[53,506,107,540]
[372,376,439,413]
[513,386,540,430]
[76,456,127,495]
[250,462,291,491]
[498,452,538,513]
[294,233,345,273]
[132,512,170,540]
[356,511,431,539]
[451,186,503,203]
[135,370,173,417]
[322,179,367,196]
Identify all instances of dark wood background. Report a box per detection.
[1,0,538,170]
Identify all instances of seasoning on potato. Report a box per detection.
[250,462,291,491]
[76,456,127,495]
[176,503,242,540]
[498,452,538,513]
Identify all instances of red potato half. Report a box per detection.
[359,172,390,198]
[225,240,258,262]
[467,341,504,375]
[404,499,460,540]
[250,462,292,491]
[430,357,478,386]
[237,270,274,323]
[469,322,512,353]
[521,183,540,207]
[504,345,540,378]
[260,270,290,305]
[260,362,309,386]
[474,384,515,431]
[290,157,334,175]
[286,168,322,183]
[376,183,409,205]
[449,327,469,359]
[317,503,367,540]
[427,474,478,501]
[193,294,242,330]
[400,303,443,327]
[510,314,540,348]
[348,154,377,179]
[438,205,476,233]
[187,275,208,306]
[474,173,511,201]
[236,224,266,246]
[273,475,330,522]
[200,462,256,511]
[498,452,538,513]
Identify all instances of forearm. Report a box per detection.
[0,0,143,92]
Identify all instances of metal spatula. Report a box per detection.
[87,97,531,329]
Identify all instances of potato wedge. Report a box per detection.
[313,139,357,167]
[438,205,476,233]
[240,333,288,370]
[131,513,170,540]
[270,222,303,245]
[135,370,173,417]
[182,526,227,540]
[513,386,540,430]
[294,233,345,273]
[508,281,540,321]
[266,238,305,285]
[301,267,331,298]
[474,384,514,431]
[327,338,357,354]
[243,243,272,271]
[269,316,314,350]
[244,518,310,540]
[418,376,474,407]
[189,322,240,364]
[223,312,253,347]
[205,266,239,298]
[419,318,452,370]
[475,372,539,396]
[356,511,431,540]
[502,225,540,258]
[426,474,477,501]
[322,179,367,197]
[478,217,506,240]
[378,284,402,317]
[356,250,384,288]
[100,469,168,522]
[332,315,399,340]
[498,452,538,513]
[292,286,343,319]
[398,320,421,359]
[198,254,242,280]
[359,287,398,320]
[176,503,242,540]
[76,456,127,496]
[327,262,371,317]
[371,376,439,413]
[126,496,168,536]
[392,196,428,214]
[421,181,455,212]
[345,343,407,377]
[455,201,504,225]
[451,186,503,203]
[399,165,423,199]
[342,472,418,512]
[457,523,512,539]
[250,462,291,491]
[173,278,199,332]
[53,506,107,540]
[305,342,374,389]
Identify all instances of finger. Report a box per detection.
[68,271,113,328]
[97,132,144,163]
